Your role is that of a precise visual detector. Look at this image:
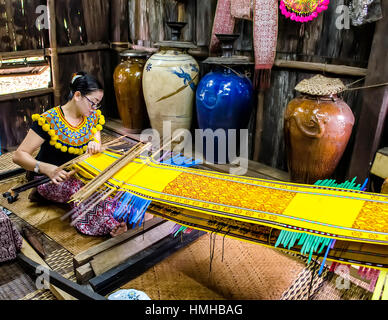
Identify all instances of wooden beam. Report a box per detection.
[89,230,206,295]
[253,91,265,162]
[19,239,76,300]
[348,1,388,181]
[90,221,175,276]
[47,0,61,106]
[73,217,165,268]
[0,88,54,102]
[0,49,49,59]
[274,59,367,77]
[17,251,106,300]
[75,263,94,285]
[57,43,110,55]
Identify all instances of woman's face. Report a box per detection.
[74,90,104,117]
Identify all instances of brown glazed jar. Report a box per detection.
[284,94,355,184]
[113,50,148,133]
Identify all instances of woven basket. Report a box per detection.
[295,75,346,96]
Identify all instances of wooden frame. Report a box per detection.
[89,230,206,296]
[18,253,106,300]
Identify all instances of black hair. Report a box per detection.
[68,71,104,101]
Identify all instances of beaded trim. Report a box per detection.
[32,107,105,155]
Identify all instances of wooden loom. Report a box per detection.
[3,133,387,299]
[59,134,388,300]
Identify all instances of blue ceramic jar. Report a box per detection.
[197,67,253,131]
[196,67,253,163]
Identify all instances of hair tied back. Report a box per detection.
[72,74,83,84]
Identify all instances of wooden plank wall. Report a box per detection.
[54,0,116,116]
[0,0,49,52]
[0,95,52,152]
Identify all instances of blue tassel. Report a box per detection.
[113,191,151,227]
[161,154,202,167]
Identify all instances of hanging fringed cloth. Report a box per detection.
[231,0,253,20]
[209,0,235,54]
[253,0,278,89]
[210,0,279,89]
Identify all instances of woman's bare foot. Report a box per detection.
[110,222,128,237]
[144,213,154,222]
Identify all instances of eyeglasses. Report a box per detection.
[84,96,102,110]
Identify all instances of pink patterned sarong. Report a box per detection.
[37,177,120,237]
[210,0,278,89]
[0,211,23,262]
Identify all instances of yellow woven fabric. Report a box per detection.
[73,152,388,247]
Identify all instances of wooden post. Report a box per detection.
[47,0,61,106]
[348,1,388,181]
[110,0,129,50]
[177,1,186,22]
[253,91,265,161]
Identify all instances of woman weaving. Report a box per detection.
[13,72,128,238]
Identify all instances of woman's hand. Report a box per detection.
[87,140,102,155]
[41,163,74,185]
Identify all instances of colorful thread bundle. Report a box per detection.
[279,0,330,22]
[110,153,200,227]
[275,230,332,264]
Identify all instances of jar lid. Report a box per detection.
[295,75,346,96]
[119,50,148,57]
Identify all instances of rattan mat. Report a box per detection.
[120,235,306,300]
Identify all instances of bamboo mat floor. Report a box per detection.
[119,235,307,300]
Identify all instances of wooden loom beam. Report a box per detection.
[273,59,367,77]
[18,243,106,300]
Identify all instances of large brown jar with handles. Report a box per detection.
[284,76,355,184]
[113,50,148,133]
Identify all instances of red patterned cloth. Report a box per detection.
[209,0,235,53]
[231,0,253,20]
[253,0,278,70]
[0,211,23,263]
[210,0,278,88]
[37,177,120,236]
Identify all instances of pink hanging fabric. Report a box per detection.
[0,211,23,263]
[210,0,279,89]
[209,0,235,54]
[231,0,253,20]
[253,0,279,89]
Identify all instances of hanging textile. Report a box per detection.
[209,0,235,54]
[231,0,253,20]
[71,152,388,271]
[253,0,278,89]
[210,0,278,89]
